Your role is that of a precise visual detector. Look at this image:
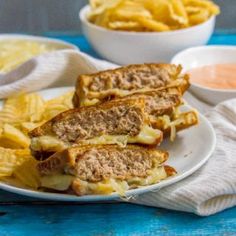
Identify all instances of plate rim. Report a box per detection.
[0,87,216,202]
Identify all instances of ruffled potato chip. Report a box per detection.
[88,0,220,32]
[0,147,30,177]
[0,90,76,190]
[14,157,40,189]
[108,21,142,31]
[1,124,30,148]
[188,8,209,25]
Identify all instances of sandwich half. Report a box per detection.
[38,145,176,196]
[73,63,190,107]
[115,89,198,140]
[29,98,163,160]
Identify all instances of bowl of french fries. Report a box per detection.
[80,0,220,64]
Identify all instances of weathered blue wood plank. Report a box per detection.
[0,204,235,236]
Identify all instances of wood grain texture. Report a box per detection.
[0,204,235,236]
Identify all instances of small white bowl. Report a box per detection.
[0,34,78,50]
[171,46,236,105]
[80,5,215,65]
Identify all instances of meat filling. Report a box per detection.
[52,105,144,143]
[87,65,179,92]
[37,145,168,185]
[70,149,153,182]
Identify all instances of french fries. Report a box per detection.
[88,0,220,32]
[0,90,74,188]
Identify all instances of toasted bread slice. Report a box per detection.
[29,98,163,160]
[73,63,190,107]
[38,144,176,195]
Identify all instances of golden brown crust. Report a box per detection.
[164,165,177,176]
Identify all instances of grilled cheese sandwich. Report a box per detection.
[38,145,176,195]
[29,98,163,160]
[73,64,190,107]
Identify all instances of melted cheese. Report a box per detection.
[81,98,100,106]
[40,166,168,196]
[31,125,162,152]
[40,174,74,191]
[81,88,163,106]
[81,125,162,146]
[31,136,69,152]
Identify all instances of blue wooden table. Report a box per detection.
[0,32,236,236]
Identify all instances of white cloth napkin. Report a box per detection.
[0,49,235,216]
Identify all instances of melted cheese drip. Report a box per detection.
[31,136,69,152]
[40,166,168,196]
[82,125,162,146]
[31,125,162,152]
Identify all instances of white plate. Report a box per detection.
[0,87,216,201]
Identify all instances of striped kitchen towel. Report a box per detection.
[131,95,236,216]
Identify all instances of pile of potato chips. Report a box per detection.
[0,40,61,73]
[0,91,74,189]
[88,0,220,32]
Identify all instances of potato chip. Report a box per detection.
[45,90,73,108]
[0,90,77,190]
[108,21,141,30]
[43,104,69,121]
[21,121,46,133]
[0,147,30,177]
[0,137,25,149]
[1,124,30,148]
[0,93,45,125]
[138,17,170,32]
[112,1,152,21]
[23,93,45,122]
[170,0,188,25]
[14,157,40,189]
[43,90,73,120]
[88,0,220,32]
[1,99,21,123]
[0,40,59,73]
[188,8,209,25]
[185,6,201,14]
[183,0,220,15]
[150,0,172,24]
[0,103,22,124]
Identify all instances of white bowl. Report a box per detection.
[171,46,236,105]
[79,5,215,65]
[0,34,78,50]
